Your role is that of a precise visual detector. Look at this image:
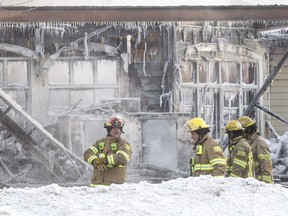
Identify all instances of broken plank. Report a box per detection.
[0,88,90,182]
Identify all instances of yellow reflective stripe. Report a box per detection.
[106,154,127,167]
[233,158,247,168]
[248,163,253,177]
[116,150,130,161]
[98,164,124,169]
[210,158,226,166]
[248,152,254,177]
[194,164,214,171]
[258,154,271,161]
[260,175,273,183]
[88,155,98,164]
[89,184,109,187]
[89,146,98,154]
[231,173,240,178]
[191,158,195,166]
[197,145,203,155]
[107,155,115,165]
[190,158,195,173]
[118,165,125,167]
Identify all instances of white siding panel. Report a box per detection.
[270,49,288,136]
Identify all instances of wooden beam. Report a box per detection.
[0,6,288,22]
[0,43,38,61]
[255,102,288,125]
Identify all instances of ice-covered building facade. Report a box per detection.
[0,3,288,186]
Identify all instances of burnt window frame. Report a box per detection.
[0,58,31,112]
[48,57,120,111]
[180,50,260,139]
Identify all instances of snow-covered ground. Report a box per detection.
[0,132,287,216]
[0,175,287,216]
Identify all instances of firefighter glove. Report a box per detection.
[96,164,107,172]
[92,157,106,167]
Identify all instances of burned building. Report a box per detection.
[0,3,288,186]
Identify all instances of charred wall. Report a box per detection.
[128,24,173,112]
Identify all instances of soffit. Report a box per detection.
[0,6,288,22]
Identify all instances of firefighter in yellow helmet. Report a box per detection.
[238,116,274,184]
[84,115,132,186]
[188,117,226,177]
[225,120,254,178]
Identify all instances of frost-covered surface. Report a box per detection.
[267,131,288,175]
[2,0,288,7]
[0,175,287,216]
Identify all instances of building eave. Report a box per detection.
[0,6,288,22]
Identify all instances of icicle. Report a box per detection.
[83,32,89,60]
[142,27,147,77]
[174,63,182,89]
[126,35,132,64]
[134,26,142,49]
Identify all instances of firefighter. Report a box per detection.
[84,115,132,186]
[225,120,254,178]
[188,117,226,177]
[238,116,274,183]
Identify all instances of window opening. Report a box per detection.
[73,61,93,85]
[49,61,69,85]
[48,58,119,111]
[7,61,28,85]
[180,49,259,139]
[0,59,30,113]
[0,61,4,85]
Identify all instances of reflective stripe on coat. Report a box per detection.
[190,134,226,177]
[84,136,132,185]
[226,137,255,178]
[247,131,274,184]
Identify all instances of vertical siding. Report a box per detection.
[270,47,288,135]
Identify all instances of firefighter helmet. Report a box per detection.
[187,117,210,132]
[225,120,244,132]
[237,116,256,128]
[104,115,125,128]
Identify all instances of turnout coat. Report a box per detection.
[84,136,131,186]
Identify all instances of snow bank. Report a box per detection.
[0,175,287,216]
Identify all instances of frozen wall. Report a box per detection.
[57,112,191,173]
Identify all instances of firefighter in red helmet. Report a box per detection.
[84,115,132,186]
